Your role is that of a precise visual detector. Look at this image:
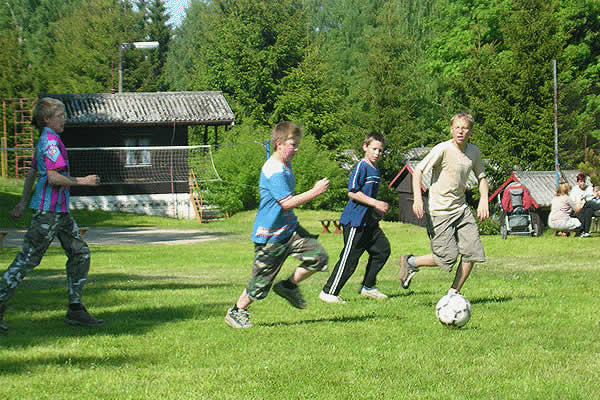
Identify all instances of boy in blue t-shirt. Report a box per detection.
[225,122,330,329]
[320,132,391,303]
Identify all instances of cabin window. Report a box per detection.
[125,137,151,166]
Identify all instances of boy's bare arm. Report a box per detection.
[47,170,100,187]
[412,169,425,219]
[347,191,388,215]
[10,167,38,220]
[279,178,329,211]
[477,177,489,221]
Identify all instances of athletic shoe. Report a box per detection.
[0,304,8,333]
[319,290,346,304]
[64,305,104,327]
[447,288,460,295]
[273,281,307,309]
[225,308,253,329]
[399,255,418,289]
[580,232,591,238]
[359,286,388,300]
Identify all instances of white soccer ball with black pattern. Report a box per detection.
[435,293,471,328]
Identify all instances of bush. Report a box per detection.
[201,124,266,216]
[199,123,348,216]
[290,134,347,211]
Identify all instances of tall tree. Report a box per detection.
[457,0,562,181]
[165,0,308,125]
[44,0,140,93]
[132,0,172,92]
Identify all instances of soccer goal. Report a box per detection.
[66,145,222,220]
[66,145,221,186]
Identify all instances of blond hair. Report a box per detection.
[271,121,302,151]
[556,182,571,196]
[33,97,65,130]
[450,112,474,128]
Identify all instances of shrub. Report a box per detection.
[199,123,347,216]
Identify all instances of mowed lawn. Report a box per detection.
[0,204,599,399]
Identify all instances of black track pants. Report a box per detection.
[322,223,390,296]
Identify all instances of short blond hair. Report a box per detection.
[450,112,474,128]
[271,121,302,151]
[33,97,65,130]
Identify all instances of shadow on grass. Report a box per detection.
[470,296,515,305]
[260,313,380,327]
[0,353,140,376]
[387,289,438,299]
[14,269,238,297]
[0,269,235,347]
[2,301,231,346]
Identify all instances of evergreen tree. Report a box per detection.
[44,0,140,93]
[166,0,309,125]
[132,0,172,92]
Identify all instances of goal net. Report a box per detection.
[66,145,221,185]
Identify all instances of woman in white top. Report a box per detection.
[548,182,583,236]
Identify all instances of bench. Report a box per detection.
[319,219,342,234]
[0,227,89,250]
[591,216,600,233]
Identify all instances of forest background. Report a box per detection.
[1,0,600,218]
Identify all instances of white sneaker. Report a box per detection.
[359,286,388,300]
[447,288,460,296]
[580,232,591,238]
[319,290,346,304]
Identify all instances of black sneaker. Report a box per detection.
[225,308,253,328]
[0,304,8,333]
[65,305,104,327]
[273,280,307,309]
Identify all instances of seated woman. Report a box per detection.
[577,185,600,237]
[548,182,582,237]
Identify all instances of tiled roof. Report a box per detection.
[402,146,431,161]
[42,92,235,126]
[508,170,586,207]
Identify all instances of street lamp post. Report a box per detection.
[118,41,159,93]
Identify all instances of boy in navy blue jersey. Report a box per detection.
[320,132,391,303]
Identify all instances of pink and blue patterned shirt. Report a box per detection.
[29,127,70,213]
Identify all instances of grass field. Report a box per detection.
[1,184,599,399]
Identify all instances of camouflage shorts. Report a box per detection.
[246,226,328,301]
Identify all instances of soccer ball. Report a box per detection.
[435,293,472,328]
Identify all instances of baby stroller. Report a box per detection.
[498,182,542,239]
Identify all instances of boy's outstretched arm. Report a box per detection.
[280,178,329,211]
[47,170,100,187]
[477,177,489,221]
[348,191,389,215]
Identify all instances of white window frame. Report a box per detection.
[125,137,152,167]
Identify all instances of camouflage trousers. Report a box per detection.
[0,211,91,306]
[246,226,328,301]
